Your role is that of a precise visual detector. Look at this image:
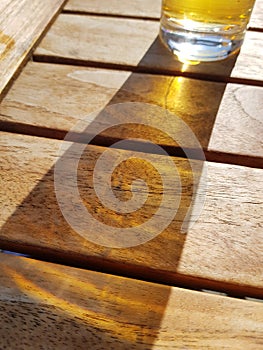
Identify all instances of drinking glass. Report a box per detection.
[160,0,256,62]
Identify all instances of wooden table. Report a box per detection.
[0,0,262,348]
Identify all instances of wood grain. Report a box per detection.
[250,0,263,29]
[34,14,263,83]
[64,0,162,19]
[208,83,263,158]
[0,62,262,163]
[64,0,263,31]
[0,131,262,296]
[35,14,158,68]
[0,0,66,96]
[0,253,262,349]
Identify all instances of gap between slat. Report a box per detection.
[0,242,262,300]
[0,119,262,169]
[61,8,263,33]
[62,9,159,22]
[32,55,263,88]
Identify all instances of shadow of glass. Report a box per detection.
[137,36,238,80]
[0,140,196,272]
[0,120,206,348]
[97,35,238,152]
[0,33,238,349]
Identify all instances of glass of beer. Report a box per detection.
[160,0,256,62]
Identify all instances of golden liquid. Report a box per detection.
[162,0,255,29]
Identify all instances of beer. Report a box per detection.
[160,0,255,62]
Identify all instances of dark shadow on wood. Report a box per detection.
[0,33,243,349]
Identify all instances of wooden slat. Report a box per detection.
[0,131,262,296]
[208,83,263,159]
[35,15,158,69]
[0,0,66,96]
[250,0,263,29]
[64,0,263,31]
[1,254,262,349]
[0,62,262,164]
[65,0,162,19]
[34,14,263,83]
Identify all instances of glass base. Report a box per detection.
[160,17,245,62]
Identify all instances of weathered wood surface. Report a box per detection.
[0,131,262,296]
[0,0,66,96]
[0,253,262,349]
[64,0,263,31]
[34,14,263,83]
[0,62,262,163]
[250,0,263,29]
[208,83,263,159]
[65,0,162,19]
